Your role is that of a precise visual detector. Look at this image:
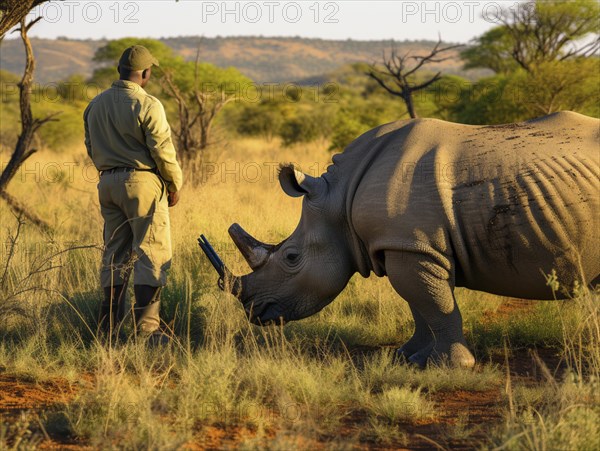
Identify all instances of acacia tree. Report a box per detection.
[465,0,600,74]
[461,27,518,75]
[0,0,50,40]
[456,0,600,122]
[500,0,599,73]
[367,38,462,118]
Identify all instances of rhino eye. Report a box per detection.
[286,253,300,263]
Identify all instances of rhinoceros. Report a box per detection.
[218,111,599,368]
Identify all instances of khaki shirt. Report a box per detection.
[84,80,183,193]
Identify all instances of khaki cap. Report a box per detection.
[118,45,159,71]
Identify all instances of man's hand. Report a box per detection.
[168,191,180,207]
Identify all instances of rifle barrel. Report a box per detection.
[200,235,224,268]
[198,235,225,278]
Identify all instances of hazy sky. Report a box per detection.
[18,1,513,43]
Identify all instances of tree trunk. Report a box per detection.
[404,92,418,119]
[0,18,56,232]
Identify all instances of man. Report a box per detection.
[84,45,183,342]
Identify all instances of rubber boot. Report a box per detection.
[133,285,168,345]
[99,284,126,340]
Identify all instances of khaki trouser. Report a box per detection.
[98,170,172,288]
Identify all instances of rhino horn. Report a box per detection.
[228,223,273,270]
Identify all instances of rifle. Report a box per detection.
[198,235,225,287]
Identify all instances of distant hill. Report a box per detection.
[0,36,485,85]
[0,38,106,84]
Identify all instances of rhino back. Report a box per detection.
[351,112,600,299]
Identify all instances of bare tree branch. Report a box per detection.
[367,38,462,118]
[495,1,600,73]
[160,43,236,169]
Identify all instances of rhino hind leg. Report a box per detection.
[385,251,475,369]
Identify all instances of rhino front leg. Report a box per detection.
[385,251,475,368]
[395,304,434,361]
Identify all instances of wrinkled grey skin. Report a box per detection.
[224,112,600,368]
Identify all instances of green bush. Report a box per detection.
[328,112,370,152]
[279,108,334,147]
[235,100,287,142]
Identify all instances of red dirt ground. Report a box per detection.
[0,299,562,449]
[0,374,90,449]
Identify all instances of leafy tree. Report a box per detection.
[469,0,599,73]
[0,0,51,40]
[423,74,472,120]
[236,100,287,142]
[332,62,380,97]
[92,38,175,68]
[160,53,251,159]
[327,92,401,152]
[87,67,118,90]
[518,59,600,115]
[450,59,599,124]
[57,74,101,103]
[449,74,529,125]
[90,38,179,90]
[461,27,518,74]
[456,0,600,123]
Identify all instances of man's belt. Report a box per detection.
[100,167,158,176]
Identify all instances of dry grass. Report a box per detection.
[0,139,598,449]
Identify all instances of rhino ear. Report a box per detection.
[278,164,324,200]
